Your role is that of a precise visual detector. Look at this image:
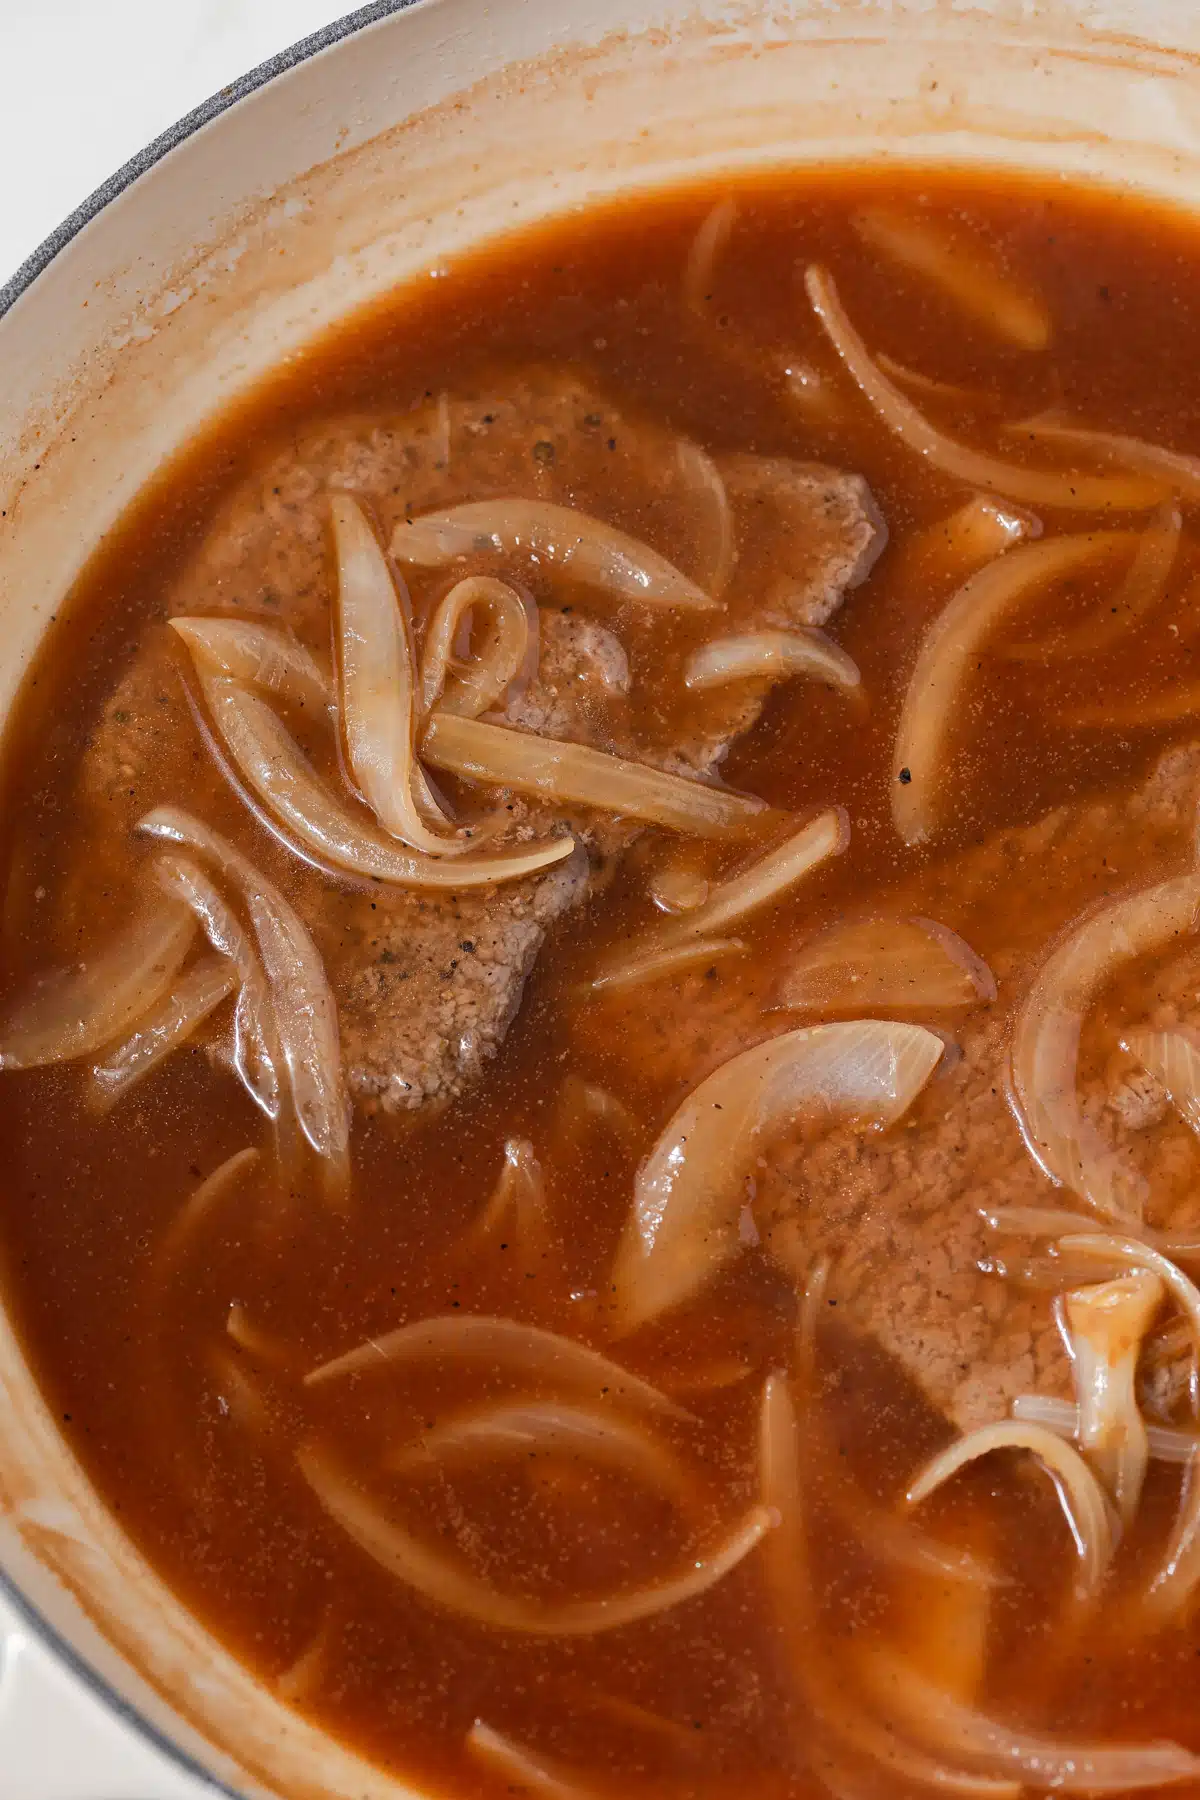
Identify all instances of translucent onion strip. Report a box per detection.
[1059,1233,1200,1619]
[777,915,996,1015]
[805,265,1162,511]
[675,439,735,597]
[200,677,576,887]
[87,953,236,1112]
[856,1646,1200,1792]
[137,808,349,1194]
[422,711,763,835]
[1010,867,1200,1223]
[852,208,1051,351]
[612,1020,943,1332]
[594,809,848,990]
[1011,1394,1200,1468]
[1064,1272,1163,1525]
[297,1443,771,1635]
[153,1147,261,1288]
[391,499,718,610]
[1004,500,1181,662]
[418,575,533,719]
[588,937,746,994]
[151,849,281,1121]
[1004,417,1200,504]
[903,496,1041,588]
[683,628,861,693]
[168,616,331,711]
[0,902,195,1070]
[467,1722,594,1800]
[1066,680,1200,730]
[388,1399,695,1511]
[906,1422,1115,1601]
[304,1312,687,1420]
[683,196,737,314]
[892,532,1128,844]
[1123,1028,1200,1137]
[466,1137,547,1255]
[331,494,467,855]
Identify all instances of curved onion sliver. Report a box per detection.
[893,532,1128,844]
[1066,680,1200,730]
[153,1147,261,1287]
[911,495,1041,575]
[683,196,737,315]
[467,1723,593,1800]
[612,1020,943,1333]
[777,915,996,1014]
[1004,500,1181,663]
[1004,417,1200,504]
[298,1442,771,1635]
[200,677,576,886]
[87,953,236,1112]
[589,937,746,994]
[594,810,847,990]
[805,265,1162,511]
[391,499,718,610]
[1123,1028,1200,1138]
[138,808,349,1195]
[419,576,534,720]
[152,850,282,1121]
[331,495,467,854]
[304,1312,687,1419]
[466,1137,547,1254]
[0,902,195,1070]
[1059,1233,1200,1618]
[857,1646,1199,1792]
[388,1399,695,1511]
[1010,869,1200,1223]
[683,629,861,693]
[1012,1394,1200,1468]
[674,439,735,598]
[906,1421,1115,1601]
[169,616,331,710]
[422,711,763,835]
[1064,1272,1164,1526]
[853,209,1051,351]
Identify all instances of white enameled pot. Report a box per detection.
[2,1,1200,1793]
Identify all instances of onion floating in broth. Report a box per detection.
[852,208,1052,351]
[169,616,332,711]
[87,952,237,1112]
[776,916,995,1015]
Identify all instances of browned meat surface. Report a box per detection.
[582,746,1200,1433]
[73,372,884,1114]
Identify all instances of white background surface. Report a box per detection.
[0,0,352,286]
[0,4,354,1789]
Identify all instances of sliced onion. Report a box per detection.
[168,616,330,710]
[857,1645,1200,1792]
[907,1422,1114,1601]
[1004,416,1200,503]
[982,1204,1108,1238]
[418,576,533,720]
[226,1302,295,1370]
[1123,1028,1200,1138]
[1066,681,1200,730]
[682,196,737,314]
[589,937,746,994]
[876,355,1003,409]
[805,265,1162,511]
[275,1617,331,1706]
[304,1312,687,1419]
[467,1723,593,1800]
[137,808,350,1196]
[683,629,860,693]
[1059,1233,1200,1617]
[893,532,1128,844]
[595,810,848,990]
[298,1442,771,1634]
[331,494,468,854]
[1064,1272,1163,1525]
[1013,1393,1199,1467]
[647,859,709,914]
[87,953,236,1112]
[422,711,763,835]
[777,915,995,1015]
[1004,500,1181,662]
[853,209,1051,351]
[151,849,282,1122]
[1010,868,1200,1223]
[388,1399,694,1511]
[153,1147,261,1286]
[612,1020,943,1332]
[467,1137,547,1255]
[674,439,735,597]
[391,499,718,610]
[200,677,576,886]
[0,902,195,1070]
